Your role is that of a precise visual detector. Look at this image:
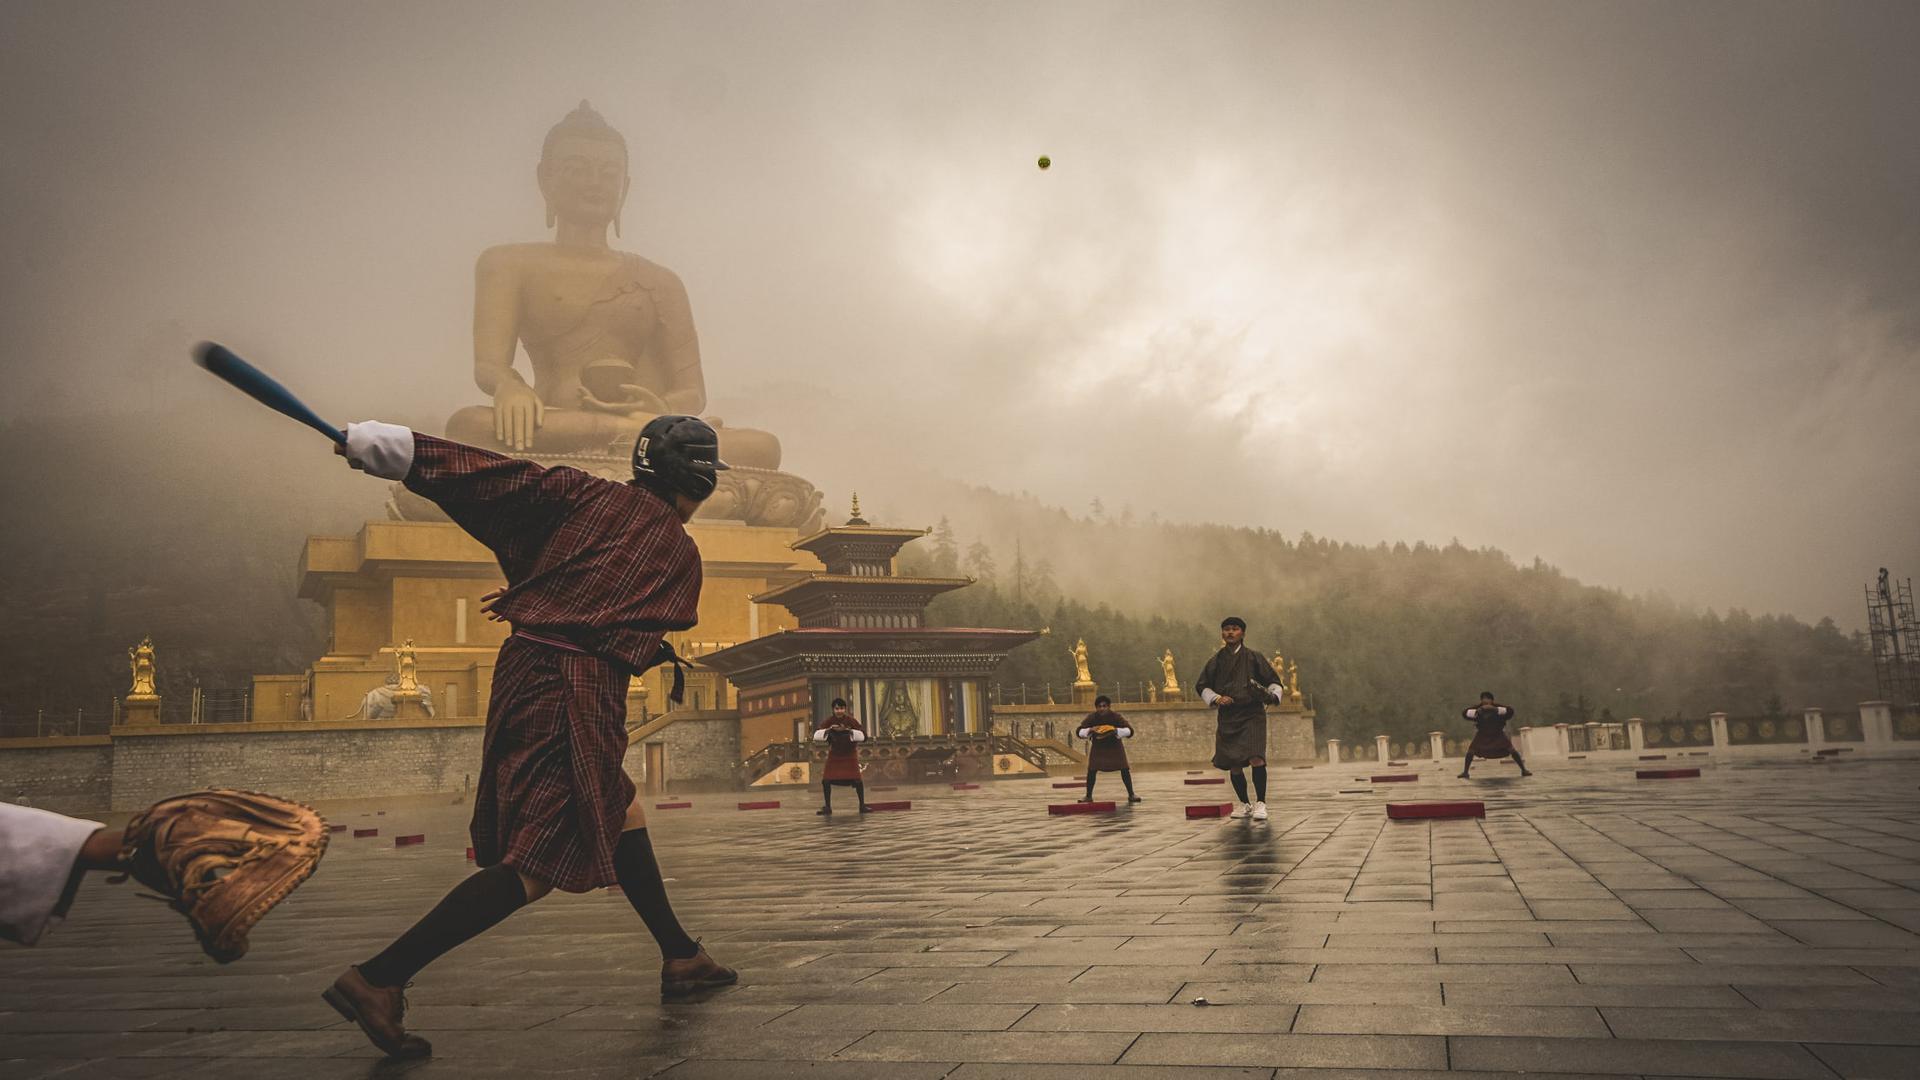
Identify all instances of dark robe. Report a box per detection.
[814,716,868,782]
[404,434,701,893]
[1463,705,1517,759]
[1195,645,1282,769]
[1077,711,1134,772]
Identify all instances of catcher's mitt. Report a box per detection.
[118,788,328,963]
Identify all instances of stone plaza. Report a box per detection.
[5,756,1920,1079]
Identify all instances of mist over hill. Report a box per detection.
[0,408,1879,745]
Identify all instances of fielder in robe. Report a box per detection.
[1194,617,1287,821]
[813,698,870,815]
[1459,691,1532,778]
[321,415,736,1060]
[1076,695,1140,803]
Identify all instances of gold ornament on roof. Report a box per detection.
[1161,649,1179,694]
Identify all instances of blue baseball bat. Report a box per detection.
[192,342,346,445]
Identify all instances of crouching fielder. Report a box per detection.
[2,791,326,959]
[323,416,736,1060]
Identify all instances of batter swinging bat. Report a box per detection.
[192,342,346,445]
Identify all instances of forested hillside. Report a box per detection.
[0,408,1878,747]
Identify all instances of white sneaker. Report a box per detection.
[1251,801,1269,821]
[1228,802,1251,819]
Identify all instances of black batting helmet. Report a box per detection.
[631,415,730,501]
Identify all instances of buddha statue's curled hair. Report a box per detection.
[542,99,627,165]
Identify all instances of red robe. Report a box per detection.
[404,434,701,892]
[814,717,868,782]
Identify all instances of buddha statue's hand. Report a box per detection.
[492,380,544,451]
[577,383,669,416]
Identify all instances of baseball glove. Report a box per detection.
[117,788,329,963]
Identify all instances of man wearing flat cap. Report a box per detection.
[1194,617,1287,820]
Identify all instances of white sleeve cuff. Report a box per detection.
[1116,726,1133,738]
[1268,684,1285,701]
[343,421,415,481]
[1200,688,1219,706]
[812,729,828,742]
[847,729,866,743]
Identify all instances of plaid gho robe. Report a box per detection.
[404,434,702,892]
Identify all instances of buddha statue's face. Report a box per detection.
[538,134,629,228]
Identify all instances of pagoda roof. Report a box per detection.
[700,626,1044,685]
[751,574,973,607]
[790,523,930,553]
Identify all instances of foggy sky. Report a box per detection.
[2,0,1916,626]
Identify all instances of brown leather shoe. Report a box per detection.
[661,944,737,996]
[322,966,432,1058]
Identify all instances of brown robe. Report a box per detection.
[1077,711,1133,772]
[815,716,868,782]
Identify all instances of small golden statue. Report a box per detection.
[1286,658,1302,704]
[1161,649,1179,695]
[395,639,420,697]
[127,637,159,701]
[1069,638,1094,686]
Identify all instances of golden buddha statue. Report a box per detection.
[444,101,780,470]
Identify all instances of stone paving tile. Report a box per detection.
[6,762,1920,1077]
[835,1030,1136,1063]
[1601,1006,1920,1044]
[1805,1043,1920,1080]
[1449,1034,1836,1078]
[1292,1003,1608,1037]
[1120,1032,1446,1069]
[1013,1003,1299,1033]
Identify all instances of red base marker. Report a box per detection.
[737,800,781,810]
[465,847,476,861]
[1637,768,1700,779]
[326,824,346,833]
[1186,803,1234,819]
[1567,754,1587,760]
[1184,777,1226,785]
[1185,770,1202,775]
[394,834,425,847]
[1052,781,1082,789]
[1050,801,1116,815]
[952,783,980,790]
[865,801,912,811]
[1639,754,1667,760]
[1292,765,1315,770]
[352,828,378,838]
[1816,748,1847,756]
[1386,801,1485,820]
[1371,774,1419,783]
[870,785,898,791]
[655,801,693,810]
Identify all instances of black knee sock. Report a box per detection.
[852,780,866,805]
[1084,771,1097,798]
[821,780,832,808]
[614,828,698,961]
[1229,769,1250,803]
[1251,766,1267,802]
[361,864,528,987]
[1120,769,1136,797]
[1461,753,1474,776]
[1512,751,1527,772]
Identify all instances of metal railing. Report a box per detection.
[0,706,115,739]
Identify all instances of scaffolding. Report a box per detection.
[1865,568,1920,709]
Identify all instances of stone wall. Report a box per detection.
[107,720,486,811]
[995,702,1318,766]
[0,737,115,816]
[639,710,742,791]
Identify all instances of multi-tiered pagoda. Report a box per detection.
[700,505,1043,785]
